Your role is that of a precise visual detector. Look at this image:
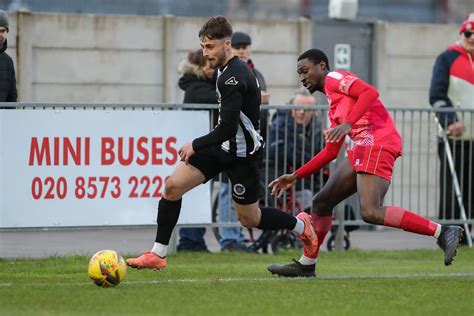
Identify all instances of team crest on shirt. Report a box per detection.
[233,183,246,196]
[339,75,356,94]
[225,77,239,85]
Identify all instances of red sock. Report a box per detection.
[311,213,332,258]
[384,206,440,237]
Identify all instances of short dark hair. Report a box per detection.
[298,49,330,71]
[199,16,233,40]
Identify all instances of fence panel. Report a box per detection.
[1,104,472,237]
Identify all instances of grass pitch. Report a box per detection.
[1,248,473,315]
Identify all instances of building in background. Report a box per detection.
[0,0,470,23]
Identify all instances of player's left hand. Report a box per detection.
[268,173,298,198]
[325,122,352,143]
[178,142,195,164]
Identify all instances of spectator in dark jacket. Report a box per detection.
[231,31,269,105]
[176,49,217,252]
[429,13,474,242]
[267,88,323,211]
[178,52,216,105]
[0,10,17,104]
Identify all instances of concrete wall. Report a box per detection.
[12,12,164,103]
[9,12,311,105]
[9,12,460,107]
[374,22,459,108]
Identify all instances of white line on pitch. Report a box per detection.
[1,272,474,288]
[124,272,474,285]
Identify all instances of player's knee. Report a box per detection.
[237,211,259,228]
[239,215,258,228]
[360,206,378,224]
[163,177,183,200]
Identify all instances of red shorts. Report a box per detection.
[347,145,401,181]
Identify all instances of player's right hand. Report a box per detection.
[325,122,351,143]
[268,173,298,198]
[178,142,195,164]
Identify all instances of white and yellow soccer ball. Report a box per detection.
[87,250,127,287]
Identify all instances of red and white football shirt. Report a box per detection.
[324,70,402,154]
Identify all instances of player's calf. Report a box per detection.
[383,206,463,265]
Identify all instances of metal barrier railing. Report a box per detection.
[1,103,473,246]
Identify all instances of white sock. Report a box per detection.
[434,224,442,239]
[151,242,168,258]
[293,218,305,235]
[299,255,317,265]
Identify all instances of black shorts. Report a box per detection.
[188,146,262,205]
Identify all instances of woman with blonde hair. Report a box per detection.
[176,49,217,252]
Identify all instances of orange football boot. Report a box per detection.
[126,251,167,271]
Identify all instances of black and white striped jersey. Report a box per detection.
[192,56,263,158]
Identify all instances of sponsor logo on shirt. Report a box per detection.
[225,77,238,85]
[339,75,356,94]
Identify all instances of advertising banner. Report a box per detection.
[0,109,211,227]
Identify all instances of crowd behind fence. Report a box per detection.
[1,103,473,235]
[212,104,473,228]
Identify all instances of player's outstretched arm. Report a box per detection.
[294,139,344,179]
[269,138,344,197]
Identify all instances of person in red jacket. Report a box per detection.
[267,49,464,278]
[429,13,474,242]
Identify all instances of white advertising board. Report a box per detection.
[0,109,211,228]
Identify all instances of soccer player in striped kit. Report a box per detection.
[126,17,317,271]
[267,49,463,278]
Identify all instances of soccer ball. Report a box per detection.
[87,250,127,287]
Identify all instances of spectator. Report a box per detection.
[429,13,474,242]
[0,10,17,104]
[231,31,270,105]
[217,31,269,252]
[267,88,324,212]
[176,49,216,252]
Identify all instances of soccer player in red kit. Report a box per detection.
[267,49,463,278]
